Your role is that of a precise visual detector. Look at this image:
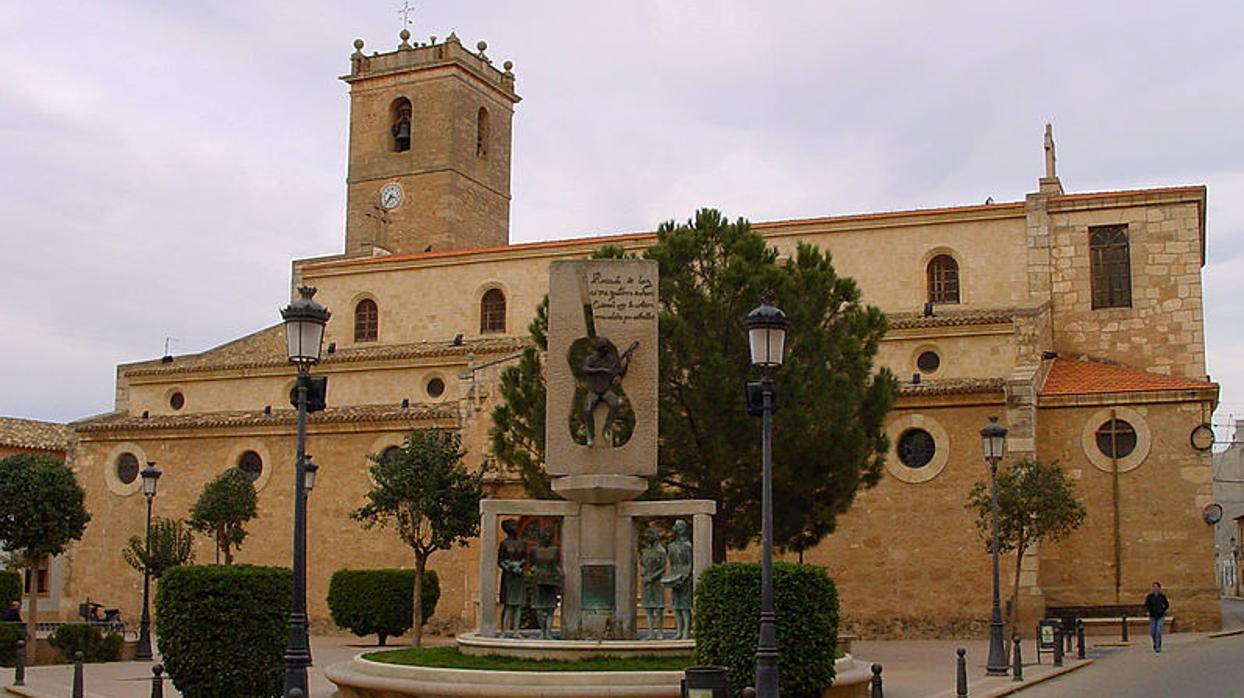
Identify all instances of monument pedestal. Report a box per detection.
[478,497,715,640]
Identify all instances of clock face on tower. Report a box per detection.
[379,182,404,210]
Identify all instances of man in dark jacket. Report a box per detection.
[1144,581,1170,653]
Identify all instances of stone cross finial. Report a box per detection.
[1043,123,1056,179]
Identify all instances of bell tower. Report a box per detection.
[341,30,520,256]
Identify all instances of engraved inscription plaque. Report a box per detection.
[581,564,616,611]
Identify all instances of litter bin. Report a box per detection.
[682,665,731,698]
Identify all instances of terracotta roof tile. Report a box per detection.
[1040,358,1215,396]
[124,334,529,377]
[0,417,72,451]
[888,308,1016,331]
[900,377,1006,397]
[74,403,458,434]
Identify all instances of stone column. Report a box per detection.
[615,513,637,637]
[560,514,582,637]
[477,507,499,637]
[692,513,713,588]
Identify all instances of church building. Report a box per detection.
[64,29,1220,636]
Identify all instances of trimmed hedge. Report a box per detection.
[156,565,290,698]
[0,622,20,667]
[0,570,20,608]
[48,623,123,663]
[327,569,440,645]
[693,562,839,698]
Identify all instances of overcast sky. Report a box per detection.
[2,1,1242,442]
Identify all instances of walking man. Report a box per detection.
[1144,581,1170,653]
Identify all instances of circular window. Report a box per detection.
[426,377,445,398]
[916,351,941,374]
[238,450,263,482]
[382,445,401,463]
[116,453,140,485]
[169,391,185,410]
[897,429,936,469]
[1095,419,1137,458]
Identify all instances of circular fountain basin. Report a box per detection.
[456,632,694,660]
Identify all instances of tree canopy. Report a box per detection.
[490,209,898,559]
[123,517,195,578]
[353,429,483,646]
[187,468,257,565]
[0,453,90,567]
[966,458,1087,630]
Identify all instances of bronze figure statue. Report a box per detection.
[639,525,667,639]
[530,524,563,639]
[497,519,528,637]
[661,519,694,640]
[581,336,638,447]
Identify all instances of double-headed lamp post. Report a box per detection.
[981,416,1009,677]
[280,286,330,698]
[135,462,161,661]
[743,296,789,698]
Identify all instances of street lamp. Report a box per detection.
[135,462,161,661]
[280,286,330,697]
[743,295,789,698]
[981,416,1009,677]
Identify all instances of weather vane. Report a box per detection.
[397,1,415,29]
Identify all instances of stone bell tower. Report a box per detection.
[341,30,520,256]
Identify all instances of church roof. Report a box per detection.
[122,328,529,378]
[74,403,458,433]
[1040,357,1216,396]
[900,377,1006,397]
[0,416,72,451]
[888,308,1018,331]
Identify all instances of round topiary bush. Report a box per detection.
[0,570,21,608]
[327,568,440,645]
[48,623,123,663]
[693,561,839,698]
[156,564,290,698]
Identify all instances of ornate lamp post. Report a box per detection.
[280,286,330,697]
[743,296,789,698]
[981,416,1009,677]
[135,462,161,661]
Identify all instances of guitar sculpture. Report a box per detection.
[572,273,639,447]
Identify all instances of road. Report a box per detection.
[1020,628,1244,697]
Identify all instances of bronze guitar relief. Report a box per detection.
[569,273,638,447]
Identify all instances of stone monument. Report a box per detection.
[477,259,716,640]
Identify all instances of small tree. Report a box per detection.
[123,517,195,578]
[353,429,482,647]
[188,469,257,565]
[966,458,1087,635]
[0,454,91,658]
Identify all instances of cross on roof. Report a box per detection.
[397,1,415,28]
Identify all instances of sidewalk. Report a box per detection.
[1,633,1098,698]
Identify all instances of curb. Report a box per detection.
[984,659,1094,697]
[1208,627,1244,639]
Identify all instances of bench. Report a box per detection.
[1046,605,1174,642]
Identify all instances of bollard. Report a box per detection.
[151,664,164,698]
[1121,615,1128,642]
[1012,636,1023,681]
[13,639,25,686]
[956,647,968,698]
[1053,628,1064,667]
[870,663,884,698]
[1076,620,1086,659]
[72,650,84,698]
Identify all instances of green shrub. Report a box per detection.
[693,562,839,698]
[0,570,20,608]
[156,565,290,698]
[47,623,123,663]
[0,622,20,667]
[327,569,440,645]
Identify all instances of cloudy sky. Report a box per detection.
[2,1,1242,441]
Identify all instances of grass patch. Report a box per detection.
[363,645,695,672]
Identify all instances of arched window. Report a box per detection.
[480,289,506,334]
[927,254,960,304]
[1090,225,1131,309]
[476,106,490,158]
[391,98,412,152]
[354,299,378,343]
